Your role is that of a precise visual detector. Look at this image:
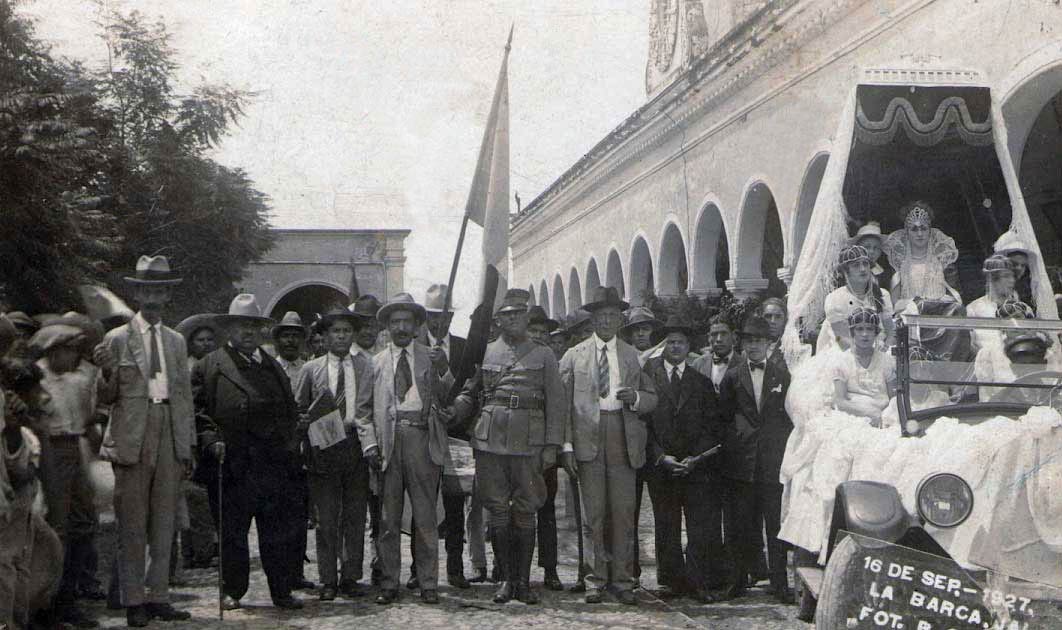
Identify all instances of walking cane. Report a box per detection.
[217,450,224,620]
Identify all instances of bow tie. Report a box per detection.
[711,354,728,365]
[749,360,766,372]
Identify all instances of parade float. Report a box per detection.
[778,75,1062,629]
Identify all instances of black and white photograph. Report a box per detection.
[1,1,1061,629]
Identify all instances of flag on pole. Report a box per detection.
[445,25,513,402]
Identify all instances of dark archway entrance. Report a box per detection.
[270,283,348,323]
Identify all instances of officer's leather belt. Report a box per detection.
[486,392,544,410]
[396,411,428,428]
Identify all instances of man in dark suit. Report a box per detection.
[192,294,304,611]
[643,315,727,602]
[718,316,793,604]
[293,307,373,601]
[691,316,742,392]
[760,298,788,366]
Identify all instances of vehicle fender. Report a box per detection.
[827,480,913,560]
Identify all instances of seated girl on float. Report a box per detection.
[830,308,895,428]
[966,254,1020,351]
[819,244,894,353]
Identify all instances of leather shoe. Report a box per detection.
[514,584,539,605]
[406,574,420,590]
[421,589,439,604]
[569,578,587,593]
[57,604,97,628]
[319,585,337,601]
[146,602,191,621]
[126,605,149,628]
[375,589,399,605]
[584,587,603,604]
[468,567,489,583]
[221,595,241,611]
[617,590,638,606]
[339,580,367,598]
[543,568,563,591]
[75,585,107,601]
[447,573,470,589]
[493,581,513,603]
[273,595,304,610]
[773,586,795,605]
[294,578,316,591]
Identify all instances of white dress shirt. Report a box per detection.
[389,343,422,412]
[132,312,169,399]
[749,359,766,409]
[276,356,304,385]
[710,351,733,390]
[594,334,623,412]
[666,359,685,382]
[326,352,356,419]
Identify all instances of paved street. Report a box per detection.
[85,464,809,630]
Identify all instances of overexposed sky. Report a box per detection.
[28,1,649,327]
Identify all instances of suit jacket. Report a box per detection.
[559,335,657,468]
[98,321,195,466]
[643,357,726,481]
[191,345,300,481]
[718,357,792,485]
[293,353,373,475]
[361,342,454,472]
[690,350,743,393]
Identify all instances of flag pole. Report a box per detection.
[439,24,513,338]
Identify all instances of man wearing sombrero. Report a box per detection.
[93,256,195,626]
[191,294,305,612]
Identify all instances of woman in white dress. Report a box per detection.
[819,245,895,353]
[882,201,960,305]
[966,254,1018,351]
[831,308,896,428]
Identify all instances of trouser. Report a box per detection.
[112,404,181,607]
[578,411,637,592]
[39,436,98,607]
[292,471,310,582]
[308,461,370,587]
[536,465,559,570]
[647,473,724,592]
[633,466,647,579]
[724,478,788,590]
[409,478,467,578]
[379,425,441,591]
[1,510,63,629]
[467,481,487,571]
[473,450,546,530]
[181,481,216,566]
[207,452,303,602]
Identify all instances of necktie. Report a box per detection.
[334,357,347,419]
[712,353,728,365]
[749,360,766,372]
[670,366,681,392]
[396,349,412,402]
[598,346,610,399]
[149,326,162,377]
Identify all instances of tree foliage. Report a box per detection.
[0,1,273,320]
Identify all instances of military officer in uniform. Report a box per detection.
[453,289,566,604]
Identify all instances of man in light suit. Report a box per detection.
[559,286,657,605]
[358,293,454,605]
[93,255,195,627]
[294,307,373,601]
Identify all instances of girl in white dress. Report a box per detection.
[819,245,895,353]
[966,254,1018,351]
[882,201,960,304]
[831,308,896,428]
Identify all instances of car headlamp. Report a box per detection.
[916,473,973,528]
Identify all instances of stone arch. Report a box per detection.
[605,248,625,298]
[528,284,537,307]
[732,179,786,298]
[657,221,689,297]
[551,274,567,318]
[585,257,602,296]
[539,279,550,317]
[266,280,349,322]
[629,234,654,306]
[568,267,583,312]
[690,200,730,294]
[792,152,830,269]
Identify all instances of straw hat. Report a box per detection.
[123,255,183,285]
[423,284,458,313]
[216,294,273,326]
[621,306,662,335]
[271,311,309,338]
[377,293,426,324]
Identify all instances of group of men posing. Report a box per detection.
[1,253,797,630]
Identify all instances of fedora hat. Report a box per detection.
[349,294,383,319]
[423,284,458,313]
[316,307,364,330]
[739,316,772,340]
[582,286,629,313]
[271,311,309,338]
[377,293,426,324]
[850,221,883,245]
[216,294,273,326]
[621,306,662,335]
[495,288,531,315]
[651,314,695,345]
[123,255,183,285]
[177,313,220,341]
[527,305,559,332]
